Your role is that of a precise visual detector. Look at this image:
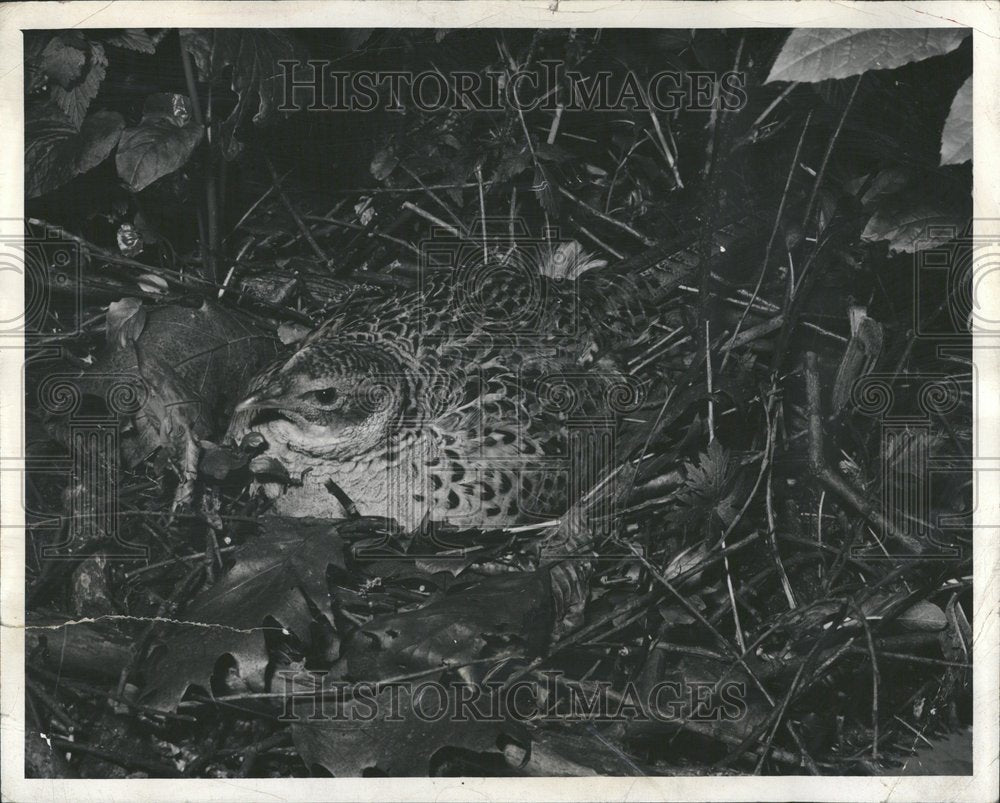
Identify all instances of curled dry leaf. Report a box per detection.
[59,303,278,499]
[142,516,346,711]
[105,297,146,348]
[292,680,507,776]
[136,273,169,295]
[339,570,552,681]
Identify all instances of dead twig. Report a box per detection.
[264,155,332,268]
[803,352,924,554]
[49,736,183,777]
[801,74,861,231]
[115,564,205,701]
[721,111,811,369]
[401,200,466,240]
[557,186,655,246]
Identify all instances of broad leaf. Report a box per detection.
[940,76,972,165]
[861,200,967,254]
[25,103,124,198]
[180,29,307,159]
[340,570,551,680]
[628,652,769,743]
[666,439,740,528]
[105,29,157,54]
[73,302,279,470]
[292,680,506,776]
[767,29,968,83]
[37,34,87,87]
[25,103,78,198]
[76,110,127,172]
[860,592,947,631]
[369,147,399,181]
[105,298,146,348]
[116,93,204,192]
[857,168,912,209]
[142,517,346,710]
[51,41,107,127]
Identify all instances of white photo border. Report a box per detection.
[1,3,997,801]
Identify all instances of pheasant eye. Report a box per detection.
[309,388,338,405]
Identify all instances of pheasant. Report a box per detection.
[228,226,748,531]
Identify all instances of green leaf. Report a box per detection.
[38,34,87,87]
[861,200,967,254]
[116,94,204,192]
[24,103,78,198]
[940,76,972,165]
[105,297,146,348]
[50,41,107,127]
[180,29,307,160]
[25,103,124,198]
[75,110,126,172]
[767,29,969,83]
[105,29,157,54]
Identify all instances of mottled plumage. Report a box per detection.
[229,228,745,530]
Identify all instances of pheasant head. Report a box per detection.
[235,340,409,460]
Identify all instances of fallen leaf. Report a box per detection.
[106,298,146,348]
[340,570,551,681]
[292,679,505,776]
[143,516,346,710]
[861,199,968,254]
[75,302,278,470]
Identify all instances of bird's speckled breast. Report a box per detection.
[251,418,567,531]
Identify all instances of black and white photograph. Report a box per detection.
[1,2,997,800]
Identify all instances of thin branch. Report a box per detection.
[475,164,489,263]
[801,74,862,231]
[750,81,799,133]
[401,163,464,228]
[764,391,797,609]
[305,214,421,257]
[180,39,218,284]
[557,186,655,246]
[803,352,924,554]
[401,200,466,240]
[855,601,882,759]
[264,155,332,267]
[720,111,811,370]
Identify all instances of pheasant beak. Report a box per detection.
[235,386,287,413]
